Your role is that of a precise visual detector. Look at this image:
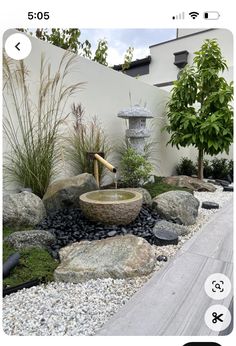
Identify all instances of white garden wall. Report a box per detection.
[2,30,205,191]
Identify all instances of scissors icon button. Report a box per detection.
[205,305,231,332]
[212,312,224,323]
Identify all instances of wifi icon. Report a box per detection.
[189,11,199,19]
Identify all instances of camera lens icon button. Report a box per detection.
[205,273,231,300]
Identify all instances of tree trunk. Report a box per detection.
[198,148,204,180]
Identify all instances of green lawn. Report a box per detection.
[144,176,192,198]
[3,228,58,288]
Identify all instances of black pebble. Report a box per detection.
[157,255,168,262]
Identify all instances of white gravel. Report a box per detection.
[3,184,233,336]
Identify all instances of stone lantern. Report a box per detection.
[117,104,153,155]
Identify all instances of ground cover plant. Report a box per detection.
[144,176,192,198]
[3,228,58,288]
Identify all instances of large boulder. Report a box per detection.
[3,192,46,230]
[4,230,56,250]
[54,235,156,283]
[43,173,98,214]
[163,175,216,192]
[152,191,199,225]
[123,187,152,206]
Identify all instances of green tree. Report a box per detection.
[164,39,233,179]
[122,46,134,72]
[18,28,132,68]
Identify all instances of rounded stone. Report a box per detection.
[156,255,168,262]
[43,173,98,214]
[4,230,56,250]
[201,201,220,209]
[79,189,142,225]
[223,186,233,192]
[215,179,230,187]
[152,220,189,236]
[152,190,199,225]
[3,192,46,230]
[151,227,179,246]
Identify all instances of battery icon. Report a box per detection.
[204,11,220,19]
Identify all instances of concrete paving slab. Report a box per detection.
[97,198,233,336]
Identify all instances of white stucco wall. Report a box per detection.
[140,28,233,87]
[4,30,193,191]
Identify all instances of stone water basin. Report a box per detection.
[79,189,142,225]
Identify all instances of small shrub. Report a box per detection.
[228,159,233,181]
[211,158,230,179]
[176,157,197,176]
[203,159,213,178]
[120,147,152,187]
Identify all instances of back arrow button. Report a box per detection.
[15,42,21,51]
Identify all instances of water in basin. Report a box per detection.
[87,190,135,202]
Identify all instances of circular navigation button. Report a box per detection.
[204,273,231,300]
[5,33,32,60]
[204,305,231,332]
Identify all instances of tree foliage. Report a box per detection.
[164,39,233,179]
[18,28,134,68]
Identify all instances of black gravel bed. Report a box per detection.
[37,206,162,259]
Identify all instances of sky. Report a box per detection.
[79,29,176,65]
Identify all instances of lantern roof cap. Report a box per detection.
[118,104,153,119]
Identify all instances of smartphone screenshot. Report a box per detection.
[0,1,234,345]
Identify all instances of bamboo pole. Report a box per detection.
[94,153,117,173]
[94,159,100,187]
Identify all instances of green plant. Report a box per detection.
[164,39,233,180]
[176,157,197,176]
[203,159,213,178]
[65,103,110,180]
[122,46,134,72]
[3,243,58,288]
[228,159,233,181]
[93,39,108,66]
[120,147,152,187]
[18,29,133,68]
[3,52,83,198]
[211,158,230,179]
[144,176,192,198]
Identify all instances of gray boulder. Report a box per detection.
[153,191,199,225]
[163,175,216,192]
[54,235,156,283]
[123,187,152,206]
[153,220,190,237]
[4,230,55,250]
[3,192,46,230]
[43,173,98,213]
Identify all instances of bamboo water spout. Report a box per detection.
[88,152,116,187]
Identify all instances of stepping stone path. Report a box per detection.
[223,186,234,192]
[151,227,178,246]
[201,201,219,210]
[215,179,230,187]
